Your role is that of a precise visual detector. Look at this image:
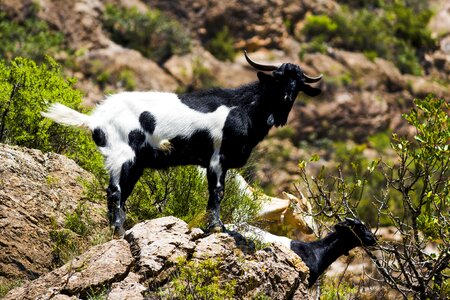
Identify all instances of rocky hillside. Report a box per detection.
[0,0,449,298]
[2,0,449,193]
[4,216,311,300]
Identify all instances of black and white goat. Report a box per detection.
[232,218,376,287]
[41,51,322,234]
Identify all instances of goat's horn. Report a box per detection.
[303,73,323,83]
[244,50,278,72]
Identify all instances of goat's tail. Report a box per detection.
[41,103,92,128]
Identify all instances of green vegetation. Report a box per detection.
[0,57,106,180]
[0,5,64,62]
[301,0,436,75]
[320,277,357,300]
[189,59,219,91]
[300,95,449,298]
[0,279,23,298]
[85,59,137,91]
[205,26,237,62]
[160,258,236,299]
[102,4,191,63]
[127,167,261,229]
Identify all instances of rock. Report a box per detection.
[77,45,178,104]
[3,239,133,300]
[124,216,196,278]
[107,272,146,300]
[302,53,347,78]
[403,74,450,98]
[38,0,110,50]
[428,0,450,38]
[5,217,312,299]
[0,144,106,281]
[164,46,255,88]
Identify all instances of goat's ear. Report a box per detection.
[334,221,350,232]
[302,83,321,97]
[257,71,273,83]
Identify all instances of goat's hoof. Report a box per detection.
[114,225,125,237]
[206,221,225,233]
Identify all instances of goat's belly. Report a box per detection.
[136,133,215,169]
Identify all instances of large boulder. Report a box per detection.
[0,144,106,281]
[5,217,312,299]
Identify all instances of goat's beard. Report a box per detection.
[272,104,293,127]
[272,112,289,127]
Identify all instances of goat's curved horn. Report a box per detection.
[303,73,323,83]
[244,50,278,72]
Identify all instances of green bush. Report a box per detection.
[102,4,191,63]
[0,6,64,62]
[205,26,237,62]
[301,1,436,75]
[300,95,449,298]
[160,257,236,300]
[126,167,261,229]
[0,57,106,180]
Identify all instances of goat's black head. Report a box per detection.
[334,218,377,251]
[244,50,322,127]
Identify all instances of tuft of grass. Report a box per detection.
[159,257,236,300]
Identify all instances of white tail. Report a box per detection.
[41,103,91,128]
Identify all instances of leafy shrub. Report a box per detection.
[160,258,236,300]
[302,15,337,38]
[299,95,449,298]
[102,4,191,64]
[0,57,106,181]
[126,167,261,229]
[205,26,237,62]
[64,201,93,236]
[301,1,437,75]
[0,5,64,62]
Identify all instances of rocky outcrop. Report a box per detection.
[0,144,106,281]
[4,217,311,299]
[149,0,304,50]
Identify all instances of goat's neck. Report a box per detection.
[232,82,275,144]
[310,231,354,275]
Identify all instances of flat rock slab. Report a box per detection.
[4,239,133,300]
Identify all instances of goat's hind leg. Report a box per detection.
[206,158,227,233]
[106,176,124,234]
[107,159,144,235]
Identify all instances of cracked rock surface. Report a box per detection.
[5,216,311,299]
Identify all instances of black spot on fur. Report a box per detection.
[92,128,107,147]
[128,129,146,151]
[139,111,156,134]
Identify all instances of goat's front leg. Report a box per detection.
[206,155,227,232]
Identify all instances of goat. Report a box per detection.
[41,51,322,234]
[233,218,376,287]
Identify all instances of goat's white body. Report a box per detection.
[227,223,293,249]
[42,91,232,179]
